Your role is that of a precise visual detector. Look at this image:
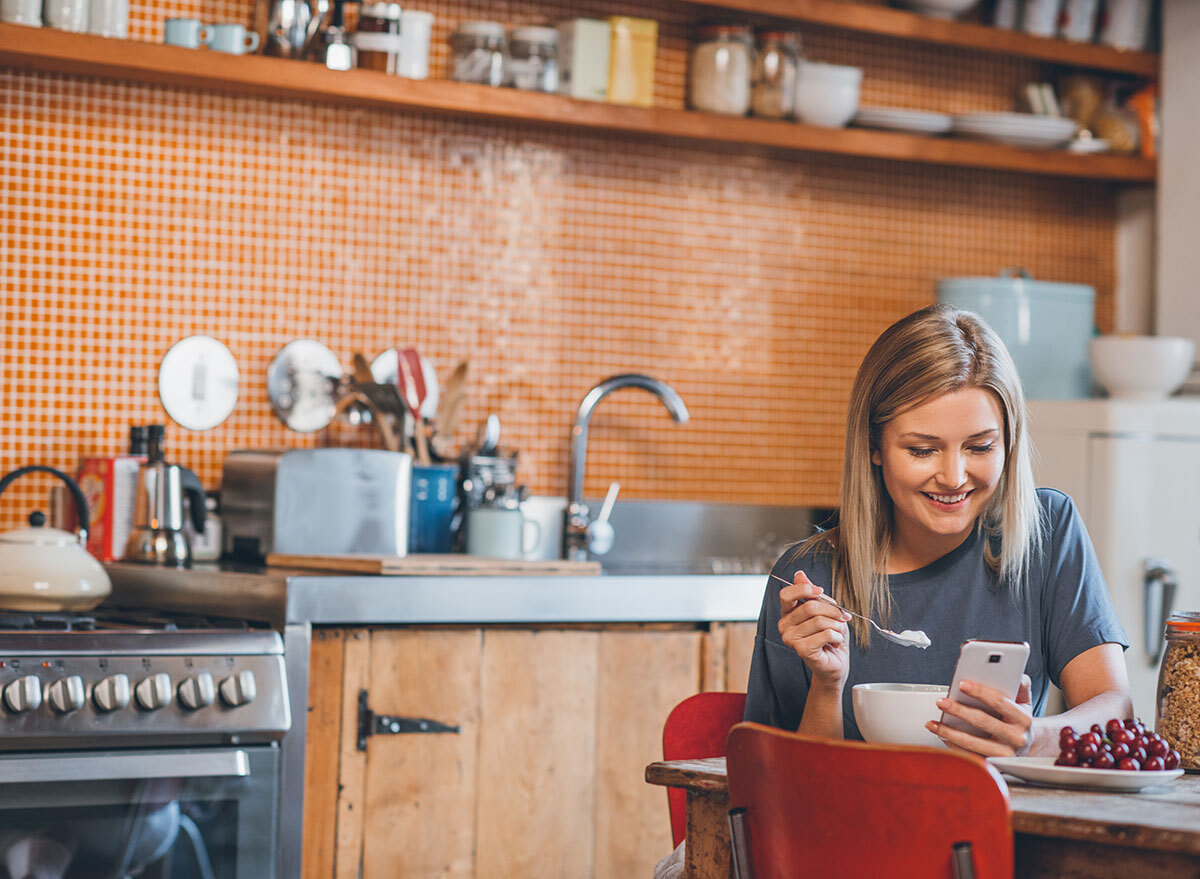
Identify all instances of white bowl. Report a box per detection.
[1090,335,1196,400]
[852,683,948,748]
[893,0,980,19]
[794,62,862,128]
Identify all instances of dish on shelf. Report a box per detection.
[853,106,954,135]
[891,0,980,19]
[988,757,1184,793]
[952,112,1078,149]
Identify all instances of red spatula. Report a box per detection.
[396,347,431,464]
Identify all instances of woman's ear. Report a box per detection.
[871,447,882,466]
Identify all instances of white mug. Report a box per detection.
[1021,0,1062,37]
[1099,0,1153,51]
[44,0,88,31]
[1058,0,1098,42]
[209,22,260,54]
[466,508,541,560]
[164,18,212,49]
[1,0,42,27]
[398,10,434,79]
[88,0,127,38]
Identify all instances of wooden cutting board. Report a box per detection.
[265,553,603,576]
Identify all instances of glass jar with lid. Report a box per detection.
[506,26,559,93]
[751,30,801,119]
[449,20,507,87]
[688,24,753,116]
[353,2,402,74]
[1156,611,1200,769]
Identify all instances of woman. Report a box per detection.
[744,304,1131,756]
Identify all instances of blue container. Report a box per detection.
[408,464,460,554]
[937,272,1096,400]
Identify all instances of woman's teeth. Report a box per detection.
[925,491,969,504]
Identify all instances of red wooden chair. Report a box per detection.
[662,691,748,848]
[725,722,1013,879]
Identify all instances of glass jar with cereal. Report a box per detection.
[1156,611,1200,770]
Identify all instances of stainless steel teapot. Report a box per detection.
[0,465,112,611]
[253,0,330,58]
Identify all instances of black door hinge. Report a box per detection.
[356,689,461,751]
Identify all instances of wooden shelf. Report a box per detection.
[685,0,1159,76]
[0,24,1156,182]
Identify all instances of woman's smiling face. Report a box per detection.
[872,387,1007,561]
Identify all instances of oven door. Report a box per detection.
[0,745,279,879]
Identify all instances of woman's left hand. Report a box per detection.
[927,674,1034,757]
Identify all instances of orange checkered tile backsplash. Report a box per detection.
[1,0,1118,529]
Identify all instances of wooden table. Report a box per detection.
[646,758,1200,879]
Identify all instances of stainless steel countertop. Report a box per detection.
[104,563,768,628]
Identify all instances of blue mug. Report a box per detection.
[408,464,460,553]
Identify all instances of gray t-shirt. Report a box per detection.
[744,488,1128,738]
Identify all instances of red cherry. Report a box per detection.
[1059,726,1077,744]
[1144,756,1165,772]
[1092,752,1116,770]
[1112,728,1135,746]
[1077,742,1099,761]
[1117,757,1141,771]
[1165,750,1182,770]
[1147,739,1169,758]
[1090,723,1104,737]
[1132,746,1148,764]
[1105,718,1125,738]
[1057,748,1080,767]
[1111,742,1132,760]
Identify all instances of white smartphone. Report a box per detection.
[940,639,1030,737]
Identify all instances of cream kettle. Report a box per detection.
[0,465,112,611]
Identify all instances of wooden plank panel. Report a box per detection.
[0,24,1157,182]
[267,552,600,576]
[700,624,728,693]
[333,629,372,879]
[724,623,758,695]
[360,629,484,879]
[595,630,704,879]
[476,630,600,879]
[303,629,346,879]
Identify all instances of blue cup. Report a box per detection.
[409,464,460,553]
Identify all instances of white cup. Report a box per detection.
[1099,0,1152,51]
[88,0,127,37]
[398,9,434,79]
[44,0,88,31]
[164,18,212,48]
[466,507,542,560]
[1021,0,1062,37]
[209,22,260,54]
[793,62,862,128]
[1058,0,1098,42]
[1,0,42,25]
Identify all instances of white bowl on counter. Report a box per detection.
[852,682,948,748]
[1090,335,1196,400]
[794,61,863,128]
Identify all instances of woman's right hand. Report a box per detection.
[778,570,851,686]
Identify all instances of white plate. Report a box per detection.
[952,113,1077,149]
[854,106,953,135]
[988,757,1184,793]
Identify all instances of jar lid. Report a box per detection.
[1166,611,1200,631]
[697,23,752,39]
[510,25,559,44]
[360,2,402,20]
[757,30,801,43]
[454,20,506,38]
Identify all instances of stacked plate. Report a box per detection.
[952,112,1078,149]
[853,107,953,135]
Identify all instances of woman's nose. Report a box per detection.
[938,452,968,487]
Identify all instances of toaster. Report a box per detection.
[221,448,412,560]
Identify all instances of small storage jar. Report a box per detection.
[751,30,801,119]
[353,2,403,74]
[689,24,753,116]
[506,25,559,92]
[1156,611,1200,770]
[449,20,507,86]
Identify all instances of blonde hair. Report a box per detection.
[799,304,1043,645]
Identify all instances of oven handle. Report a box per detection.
[1,749,250,784]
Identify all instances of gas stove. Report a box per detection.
[0,607,290,751]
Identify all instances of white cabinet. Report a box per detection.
[1030,400,1200,722]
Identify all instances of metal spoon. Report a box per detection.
[769,573,931,649]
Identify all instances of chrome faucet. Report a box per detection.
[564,374,689,561]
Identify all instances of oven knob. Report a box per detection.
[219,670,256,707]
[3,675,42,714]
[135,673,174,711]
[46,675,85,714]
[178,672,216,710]
[94,674,131,712]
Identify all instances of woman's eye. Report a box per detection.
[969,444,996,454]
[906,448,935,458]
